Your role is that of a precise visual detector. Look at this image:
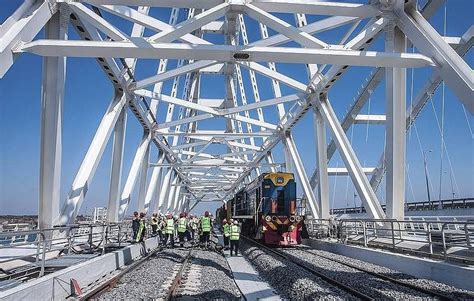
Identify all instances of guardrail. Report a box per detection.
[0,222,132,278]
[330,198,474,215]
[305,218,474,263]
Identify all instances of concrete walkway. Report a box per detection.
[214,229,280,301]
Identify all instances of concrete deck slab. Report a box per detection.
[214,228,280,301]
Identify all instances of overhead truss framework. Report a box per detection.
[1,0,472,226]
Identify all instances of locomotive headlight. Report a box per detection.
[265,216,272,222]
[296,216,303,222]
[271,216,278,222]
[289,216,296,223]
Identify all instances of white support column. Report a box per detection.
[59,94,127,225]
[385,25,406,220]
[314,107,329,219]
[282,132,319,218]
[166,174,178,213]
[157,167,172,212]
[107,108,127,222]
[145,151,165,214]
[283,144,294,173]
[39,11,67,229]
[136,144,150,212]
[315,95,386,220]
[118,131,152,220]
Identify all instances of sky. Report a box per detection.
[0,0,473,217]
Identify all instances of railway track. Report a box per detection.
[79,246,165,300]
[292,247,455,301]
[242,236,455,300]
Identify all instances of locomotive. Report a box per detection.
[217,172,305,246]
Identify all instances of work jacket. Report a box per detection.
[201,217,211,232]
[230,224,240,240]
[165,218,175,234]
[178,217,187,233]
[223,223,231,237]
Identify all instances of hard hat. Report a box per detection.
[229,219,234,223]
[223,219,227,223]
[233,221,238,225]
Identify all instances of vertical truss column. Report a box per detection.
[385,24,406,220]
[282,132,319,218]
[315,95,385,220]
[107,109,127,222]
[145,151,165,214]
[158,167,173,212]
[313,107,329,219]
[118,132,152,220]
[137,145,150,212]
[39,11,67,229]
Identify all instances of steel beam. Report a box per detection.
[21,40,435,68]
[107,109,127,222]
[282,132,319,218]
[314,107,329,219]
[385,25,406,220]
[118,132,152,220]
[314,95,385,220]
[39,11,67,229]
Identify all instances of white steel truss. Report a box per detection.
[1,0,472,226]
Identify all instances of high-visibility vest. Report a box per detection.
[223,223,230,237]
[178,218,187,233]
[191,219,198,230]
[136,220,145,242]
[201,217,211,232]
[165,218,175,234]
[230,224,240,240]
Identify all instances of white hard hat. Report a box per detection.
[233,221,238,225]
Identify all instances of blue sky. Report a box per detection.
[0,0,472,216]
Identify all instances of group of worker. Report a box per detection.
[131,210,214,248]
[222,218,241,256]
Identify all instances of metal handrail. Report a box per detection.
[305,218,474,262]
[0,222,133,278]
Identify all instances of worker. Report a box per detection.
[189,215,198,243]
[230,220,240,256]
[200,211,212,248]
[150,213,159,236]
[222,219,230,250]
[135,212,147,243]
[177,213,188,247]
[163,214,175,248]
[131,211,139,242]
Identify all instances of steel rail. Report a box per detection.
[241,236,374,300]
[166,248,194,300]
[295,247,456,301]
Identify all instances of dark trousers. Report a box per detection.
[164,233,174,247]
[178,232,186,246]
[223,236,229,248]
[201,231,210,246]
[230,239,239,255]
[151,225,158,235]
[190,229,196,240]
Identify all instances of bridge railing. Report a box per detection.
[305,218,474,263]
[0,222,132,278]
[329,197,474,215]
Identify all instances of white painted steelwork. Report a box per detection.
[0,0,471,226]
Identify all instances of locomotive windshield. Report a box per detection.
[261,173,296,216]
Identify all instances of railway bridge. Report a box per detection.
[1,0,473,299]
